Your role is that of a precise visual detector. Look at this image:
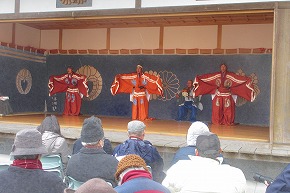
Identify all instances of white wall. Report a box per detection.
[0,0,15,14]
[164,26,218,49]
[41,30,59,50]
[111,27,160,49]
[19,0,135,13]
[15,24,40,48]
[62,29,107,50]
[0,23,273,50]
[0,23,13,43]
[222,24,273,48]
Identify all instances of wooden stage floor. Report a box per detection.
[0,114,269,142]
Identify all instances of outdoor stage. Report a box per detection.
[0,113,269,142]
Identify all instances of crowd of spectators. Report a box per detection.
[0,115,287,193]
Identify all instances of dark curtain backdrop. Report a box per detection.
[0,55,47,113]
[46,54,271,126]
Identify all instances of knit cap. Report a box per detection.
[186,121,210,146]
[127,120,146,133]
[81,116,104,143]
[115,154,149,180]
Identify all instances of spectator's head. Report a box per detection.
[81,116,104,148]
[127,120,146,139]
[196,134,221,159]
[37,115,61,135]
[64,178,117,193]
[10,129,47,159]
[115,154,150,185]
[186,121,210,146]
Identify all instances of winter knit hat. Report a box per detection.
[186,121,210,146]
[115,154,149,180]
[10,129,47,156]
[81,116,104,143]
[196,134,220,159]
[37,115,61,135]
[64,178,117,193]
[127,120,146,133]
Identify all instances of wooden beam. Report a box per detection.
[159,26,164,49]
[12,23,16,45]
[0,8,274,23]
[59,29,63,49]
[106,28,111,50]
[217,24,222,49]
[15,0,20,14]
[135,0,141,9]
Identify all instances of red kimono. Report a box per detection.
[111,72,163,120]
[48,72,88,116]
[193,71,256,125]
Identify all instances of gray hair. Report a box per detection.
[127,120,145,137]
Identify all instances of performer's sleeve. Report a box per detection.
[48,74,69,96]
[77,75,89,97]
[143,73,163,96]
[193,73,219,97]
[110,73,135,95]
[227,73,256,102]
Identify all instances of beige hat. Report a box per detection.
[64,178,116,193]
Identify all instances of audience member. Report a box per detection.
[72,137,113,155]
[170,121,209,166]
[0,129,66,193]
[113,120,165,183]
[162,134,246,193]
[171,121,223,166]
[66,116,118,187]
[37,115,70,169]
[265,164,290,193]
[64,178,117,193]
[114,154,170,193]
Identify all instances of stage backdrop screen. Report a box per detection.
[46,54,271,126]
[0,52,47,113]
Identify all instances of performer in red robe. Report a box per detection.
[193,63,256,125]
[48,66,88,116]
[111,65,163,121]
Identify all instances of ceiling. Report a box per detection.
[19,11,274,30]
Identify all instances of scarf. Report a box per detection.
[121,170,152,185]
[12,159,43,169]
